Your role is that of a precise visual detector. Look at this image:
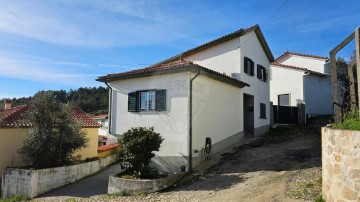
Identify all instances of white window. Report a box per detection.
[139,91,156,111]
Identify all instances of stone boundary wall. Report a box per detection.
[1,154,119,198]
[108,173,185,195]
[322,127,360,201]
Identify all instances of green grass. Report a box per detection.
[333,110,360,130]
[0,195,28,202]
[288,177,323,201]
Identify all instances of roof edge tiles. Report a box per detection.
[97,61,249,88]
[271,63,328,77]
[274,51,328,63]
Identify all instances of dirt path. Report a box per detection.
[35,125,322,202]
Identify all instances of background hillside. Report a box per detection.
[1,87,109,115]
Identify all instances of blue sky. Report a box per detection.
[0,0,359,99]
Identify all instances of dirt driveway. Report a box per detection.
[35,125,322,202]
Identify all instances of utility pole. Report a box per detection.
[356,27,360,115]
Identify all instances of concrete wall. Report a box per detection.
[186,30,271,129]
[276,54,328,73]
[0,127,99,178]
[322,127,360,201]
[1,154,118,198]
[192,74,244,167]
[303,74,333,116]
[270,66,304,106]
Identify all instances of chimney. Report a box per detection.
[4,99,11,110]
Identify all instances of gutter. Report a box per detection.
[189,69,201,171]
[104,82,113,135]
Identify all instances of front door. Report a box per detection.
[243,94,254,137]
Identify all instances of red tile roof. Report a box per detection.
[271,63,328,77]
[0,105,100,128]
[93,114,108,119]
[97,60,249,88]
[97,143,119,151]
[274,51,327,63]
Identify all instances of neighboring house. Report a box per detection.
[270,51,333,118]
[93,114,118,146]
[0,101,100,176]
[97,24,274,172]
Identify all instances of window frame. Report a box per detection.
[260,103,266,119]
[128,89,166,113]
[138,90,156,112]
[257,64,267,82]
[278,94,290,106]
[244,57,254,76]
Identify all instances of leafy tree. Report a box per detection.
[19,91,88,169]
[120,127,163,179]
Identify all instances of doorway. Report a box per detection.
[243,94,254,137]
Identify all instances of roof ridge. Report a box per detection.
[271,62,308,71]
[274,51,327,63]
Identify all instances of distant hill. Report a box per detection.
[2,87,109,115]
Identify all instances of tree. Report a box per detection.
[19,91,88,169]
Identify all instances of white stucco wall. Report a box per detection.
[303,75,333,116]
[185,31,271,129]
[96,118,108,136]
[109,72,190,158]
[270,66,305,106]
[191,74,243,156]
[277,54,328,73]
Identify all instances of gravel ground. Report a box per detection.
[34,125,322,202]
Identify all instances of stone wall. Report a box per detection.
[322,127,360,201]
[1,154,119,199]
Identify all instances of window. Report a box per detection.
[278,94,290,106]
[257,65,267,82]
[244,57,254,76]
[260,103,266,118]
[128,90,166,112]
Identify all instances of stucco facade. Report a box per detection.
[270,52,333,117]
[0,127,98,177]
[99,25,273,172]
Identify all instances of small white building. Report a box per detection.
[97,24,274,172]
[270,51,333,118]
[93,114,118,146]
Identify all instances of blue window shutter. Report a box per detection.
[128,92,137,112]
[155,90,166,111]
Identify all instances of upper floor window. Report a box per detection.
[257,65,267,82]
[278,94,290,106]
[244,57,254,76]
[128,90,166,112]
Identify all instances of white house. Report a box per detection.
[97,24,274,172]
[270,51,333,118]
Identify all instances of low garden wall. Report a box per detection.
[1,154,119,199]
[322,127,360,201]
[108,173,185,195]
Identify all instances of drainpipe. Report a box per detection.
[104,82,113,135]
[189,69,200,171]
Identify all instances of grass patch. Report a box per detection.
[0,195,28,202]
[103,192,130,199]
[333,110,360,130]
[288,176,322,201]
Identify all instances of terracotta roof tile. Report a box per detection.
[93,114,108,119]
[97,60,250,88]
[271,63,328,77]
[97,143,119,151]
[0,105,100,128]
[274,51,327,63]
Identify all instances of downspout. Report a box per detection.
[104,82,113,134]
[189,69,200,171]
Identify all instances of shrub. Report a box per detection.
[19,91,88,169]
[333,110,360,130]
[120,127,163,179]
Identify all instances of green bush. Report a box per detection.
[120,127,163,179]
[333,110,360,130]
